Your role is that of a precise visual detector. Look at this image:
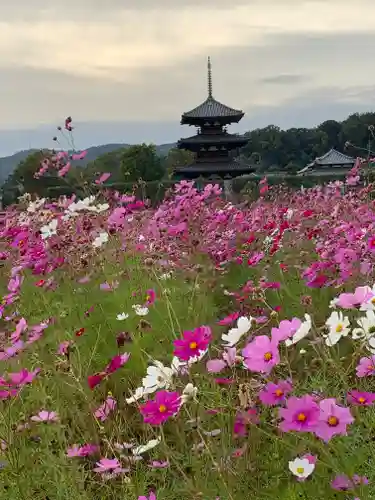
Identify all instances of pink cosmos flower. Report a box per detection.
[10,317,27,342]
[95,172,111,185]
[105,353,130,374]
[173,326,212,361]
[31,410,59,422]
[367,236,375,252]
[331,474,356,491]
[71,150,87,161]
[347,390,375,406]
[214,377,234,385]
[94,396,117,422]
[7,368,40,386]
[206,347,238,374]
[242,335,280,374]
[259,380,293,406]
[140,390,181,425]
[271,319,302,343]
[57,341,71,356]
[88,373,105,389]
[217,312,240,326]
[138,492,156,500]
[336,286,373,309]
[145,289,156,306]
[303,454,317,465]
[233,409,259,436]
[314,398,354,442]
[356,355,375,377]
[93,457,121,473]
[148,460,169,468]
[279,395,320,433]
[67,443,99,457]
[247,251,264,266]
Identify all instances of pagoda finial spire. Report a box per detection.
[207,56,213,98]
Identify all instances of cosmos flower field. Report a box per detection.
[1,170,375,499]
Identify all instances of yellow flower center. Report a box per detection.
[296,467,305,474]
[371,297,375,304]
[297,413,307,422]
[335,324,343,333]
[159,404,167,413]
[358,396,366,404]
[328,416,338,426]
[189,342,198,350]
[264,352,273,361]
[275,389,284,397]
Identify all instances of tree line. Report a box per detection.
[2,111,375,205]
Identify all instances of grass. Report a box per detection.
[1,243,375,499]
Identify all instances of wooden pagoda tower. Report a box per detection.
[174,57,254,180]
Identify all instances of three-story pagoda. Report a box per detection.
[174,57,253,179]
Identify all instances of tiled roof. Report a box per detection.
[182,97,243,119]
[314,149,355,166]
[298,149,355,174]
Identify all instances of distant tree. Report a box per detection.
[318,120,342,149]
[120,144,165,182]
[164,148,195,178]
[84,148,126,183]
[1,150,70,203]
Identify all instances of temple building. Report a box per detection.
[174,57,254,180]
[297,148,355,176]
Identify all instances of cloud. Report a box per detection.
[258,75,306,85]
[1,0,375,154]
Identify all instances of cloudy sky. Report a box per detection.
[0,0,374,155]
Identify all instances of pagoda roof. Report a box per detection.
[174,160,254,177]
[181,57,244,125]
[181,97,243,122]
[178,132,248,145]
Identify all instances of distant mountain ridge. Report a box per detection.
[0,142,176,184]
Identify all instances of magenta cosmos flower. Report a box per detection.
[356,355,375,377]
[140,390,181,425]
[173,326,212,361]
[279,395,319,433]
[314,398,354,442]
[259,380,293,406]
[242,335,280,374]
[348,390,375,406]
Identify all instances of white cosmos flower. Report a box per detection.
[285,208,293,220]
[170,349,208,375]
[93,231,109,248]
[40,219,58,240]
[329,298,339,309]
[288,457,315,479]
[132,437,161,456]
[324,311,350,346]
[352,310,375,340]
[125,386,152,404]
[285,314,312,346]
[181,383,198,404]
[221,316,252,347]
[159,272,173,280]
[116,312,129,321]
[27,198,46,213]
[132,304,149,316]
[142,361,174,393]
